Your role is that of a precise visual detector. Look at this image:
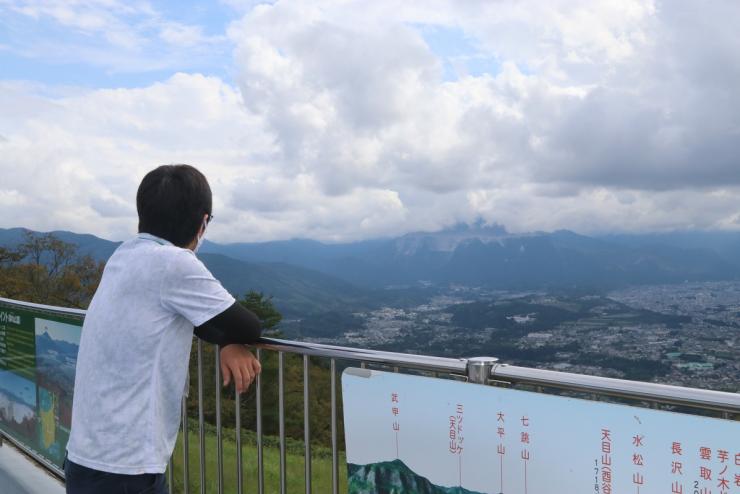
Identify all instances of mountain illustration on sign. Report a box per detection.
[36,331,78,358]
[347,459,485,494]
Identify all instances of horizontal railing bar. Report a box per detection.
[256,337,468,374]
[254,338,739,413]
[0,296,86,316]
[6,294,730,413]
[492,364,740,413]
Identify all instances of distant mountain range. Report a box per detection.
[199,224,740,288]
[347,458,484,494]
[35,331,79,359]
[4,225,740,315]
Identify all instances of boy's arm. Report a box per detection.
[194,302,262,346]
[194,303,263,394]
[219,344,261,394]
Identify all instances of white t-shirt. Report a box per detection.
[66,233,235,474]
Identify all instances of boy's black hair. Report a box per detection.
[136,164,212,247]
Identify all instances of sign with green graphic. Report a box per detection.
[342,368,739,494]
[0,298,83,470]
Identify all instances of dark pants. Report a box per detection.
[64,458,168,494]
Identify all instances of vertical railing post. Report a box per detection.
[278,351,287,494]
[167,457,174,493]
[182,396,190,494]
[236,388,243,494]
[256,348,264,494]
[330,358,338,494]
[197,340,206,494]
[303,354,312,494]
[215,345,224,494]
[466,357,498,384]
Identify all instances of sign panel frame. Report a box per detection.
[0,298,84,470]
[342,367,739,494]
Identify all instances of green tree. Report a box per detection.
[0,245,25,298]
[0,231,104,308]
[0,245,22,264]
[240,291,282,335]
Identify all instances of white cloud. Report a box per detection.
[0,74,269,240]
[1,0,740,242]
[221,0,740,237]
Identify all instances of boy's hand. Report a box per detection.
[220,345,262,394]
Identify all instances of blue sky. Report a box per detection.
[0,0,237,88]
[34,318,81,346]
[0,369,36,407]
[1,1,739,243]
[0,2,493,89]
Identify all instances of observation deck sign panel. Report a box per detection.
[0,299,83,469]
[341,368,739,494]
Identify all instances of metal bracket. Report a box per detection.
[465,356,500,384]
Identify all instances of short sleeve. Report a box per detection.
[160,250,236,327]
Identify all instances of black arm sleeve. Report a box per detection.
[194,302,262,346]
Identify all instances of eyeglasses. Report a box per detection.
[206,214,214,224]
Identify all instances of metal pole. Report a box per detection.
[197,340,206,494]
[182,396,190,494]
[215,345,224,494]
[278,351,287,494]
[167,457,174,493]
[236,387,243,494]
[256,348,264,494]
[304,354,312,494]
[331,358,338,494]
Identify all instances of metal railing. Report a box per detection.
[1,294,738,492]
[164,337,739,494]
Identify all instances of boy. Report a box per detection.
[65,164,262,493]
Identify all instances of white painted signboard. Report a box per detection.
[342,368,739,494]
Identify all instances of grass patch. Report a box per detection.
[168,422,348,493]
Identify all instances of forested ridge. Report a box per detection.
[0,231,104,307]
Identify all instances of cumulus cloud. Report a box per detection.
[0,74,270,240]
[1,0,740,242]
[222,0,740,236]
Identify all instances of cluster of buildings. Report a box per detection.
[330,282,739,393]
